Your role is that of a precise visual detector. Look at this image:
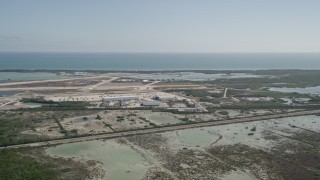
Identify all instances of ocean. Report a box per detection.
[0,72,66,83]
[0,52,320,70]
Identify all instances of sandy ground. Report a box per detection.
[19,108,298,139]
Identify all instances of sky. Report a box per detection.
[0,0,320,53]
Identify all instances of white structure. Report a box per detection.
[185,99,195,106]
[141,101,161,107]
[167,107,201,112]
[102,96,139,103]
[74,72,88,76]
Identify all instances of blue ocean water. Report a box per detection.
[0,72,65,82]
[0,52,320,70]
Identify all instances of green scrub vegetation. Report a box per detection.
[0,149,58,180]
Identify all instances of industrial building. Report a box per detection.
[167,106,207,112]
[141,101,161,107]
[102,96,139,103]
[153,95,177,102]
[167,107,201,112]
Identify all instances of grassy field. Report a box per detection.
[0,147,93,180]
[227,89,311,98]
[164,89,222,98]
[0,110,99,146]
[20,98,92,111]
[0,148,58,180]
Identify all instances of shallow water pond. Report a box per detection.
[176,128,221,147]
[220,170,258,180]
[46,140,150,180]
[167,115,320,151]
[22,102,43,108]
[164,120,279,151]
[0,90,23,96]
[269,86,320,94]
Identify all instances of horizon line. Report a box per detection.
[1,51,320,54]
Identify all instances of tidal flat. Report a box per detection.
[45,115,320,180]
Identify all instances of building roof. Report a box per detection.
[102,96,139,101]
[141,101,161,106]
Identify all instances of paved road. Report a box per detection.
[0,76,118,92]
[0,100,17,108]
[1,109,320,149]
[223,88,228,98]
[82,77,118,93]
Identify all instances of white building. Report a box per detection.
[102,96,139,103]
[141,101,161,107]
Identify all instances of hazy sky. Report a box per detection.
[1,0,320,52]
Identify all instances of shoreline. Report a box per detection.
[1,69,320,73]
